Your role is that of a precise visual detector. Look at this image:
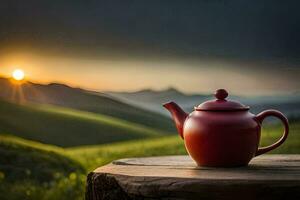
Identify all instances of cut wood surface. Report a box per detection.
[86,155,300,200]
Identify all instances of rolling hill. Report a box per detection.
[0,77,175,133]
[0,134,84,182]
[0,100,172,147]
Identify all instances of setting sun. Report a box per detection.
[12,69,25,81]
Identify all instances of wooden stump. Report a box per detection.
[86,155,300,200]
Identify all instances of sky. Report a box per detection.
[0,0,299,95]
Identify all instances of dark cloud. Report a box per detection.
[0,0,299,63]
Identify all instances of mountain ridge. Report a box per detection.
[107,87,300,117]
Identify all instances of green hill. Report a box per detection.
[0,100,173,147]
[0,77,175,132]
[0,135,84,182]
[0,135,85,200]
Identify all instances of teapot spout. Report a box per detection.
[163,102,188,139]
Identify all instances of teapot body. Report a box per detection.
[183,110,260,167]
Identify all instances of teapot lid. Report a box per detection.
[195,89,249,111]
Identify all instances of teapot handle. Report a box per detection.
[255,110,289,156]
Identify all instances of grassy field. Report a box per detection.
[0,100,172,147]
[0,121,299,199]
[67,120,300,171]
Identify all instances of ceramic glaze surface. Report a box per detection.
[184,111,259,166]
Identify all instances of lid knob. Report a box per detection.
[215,89,228,100]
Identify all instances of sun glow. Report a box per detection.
[12,69,25,81]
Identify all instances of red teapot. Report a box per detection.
[163,89,289,167]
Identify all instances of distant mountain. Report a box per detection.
[106,87,210,115]
[0,77,175,133]
[107,88,300,118]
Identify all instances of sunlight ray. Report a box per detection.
[17,84,26,104]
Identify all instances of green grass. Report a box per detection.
[0,100,171,147]
[0,135,85,200]
[0,121,299,199]
[67,136,187,171]
[259,121,300,154]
